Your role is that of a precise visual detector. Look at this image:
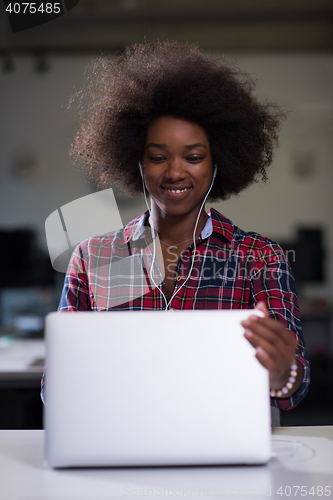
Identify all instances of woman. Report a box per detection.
[45,41,309,411]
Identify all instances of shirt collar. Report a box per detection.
[206,208,234,243]
[123,208,234,244]
[123,212,148,243]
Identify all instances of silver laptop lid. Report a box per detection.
[45,309,271,468]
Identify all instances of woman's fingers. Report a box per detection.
[241,309,297,389]
[244,328,282,361]
[243,328,294,387]
[242,315,297,351]
[255,301,269,316]
[254,346,291,388]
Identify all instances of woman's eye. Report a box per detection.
[148,155,203,163]
[187,156,203,162]
[150,156,165,162]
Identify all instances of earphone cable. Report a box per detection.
[139,162,217,310]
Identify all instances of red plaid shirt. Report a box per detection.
[54,208,309,410]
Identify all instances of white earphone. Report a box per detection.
[139,161,151,216]
[139,161,143,177]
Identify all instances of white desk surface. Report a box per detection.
[1,427,332,499]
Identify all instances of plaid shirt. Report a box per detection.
[44,208,309,410]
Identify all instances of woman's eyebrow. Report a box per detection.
[145,142,207,150]
[184,143,207,150]
[145,142,166,149]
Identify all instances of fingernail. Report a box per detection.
[244,329,253,338]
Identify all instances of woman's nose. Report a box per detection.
[165,157,186,179]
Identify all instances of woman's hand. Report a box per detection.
[241,302,303,397]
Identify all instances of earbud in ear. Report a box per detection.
[213,164,217,179]
[138,161,143,178]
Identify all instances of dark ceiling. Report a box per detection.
[1,0,333,53]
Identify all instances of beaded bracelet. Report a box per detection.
[270,361,298,398]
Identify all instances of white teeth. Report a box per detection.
[167,188,188,193]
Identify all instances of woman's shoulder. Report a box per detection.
[209,207,286,256]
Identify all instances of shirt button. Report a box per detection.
[176,276,182,282]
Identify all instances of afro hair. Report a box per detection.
[70,40,286,200]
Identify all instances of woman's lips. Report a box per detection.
[161,186,192,198]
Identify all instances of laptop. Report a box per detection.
[44,309,271,468]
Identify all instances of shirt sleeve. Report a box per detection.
[58,243,91,312]
[249,240,310,411]
[40,366,46,405]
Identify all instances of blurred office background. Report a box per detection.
[0,0,332,428]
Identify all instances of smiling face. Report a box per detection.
[142,116,213,220]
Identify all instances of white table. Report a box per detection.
[1,427,332,499]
